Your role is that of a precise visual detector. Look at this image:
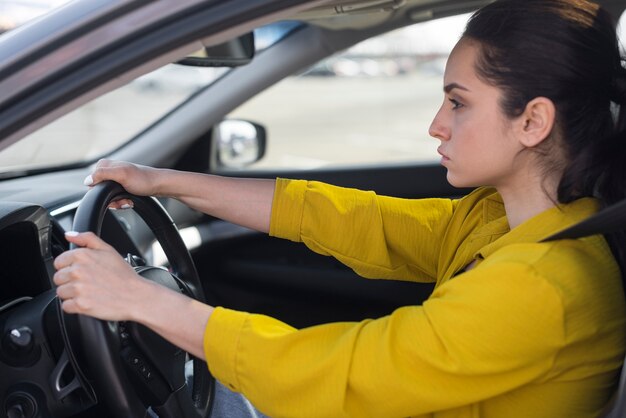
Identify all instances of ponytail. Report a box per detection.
[594,64,626,207]
[587,61,626,274]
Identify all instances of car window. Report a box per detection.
[0,21,299,177]
[0,65,228,175]
[224,13,471,172]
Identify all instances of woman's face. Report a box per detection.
[429,38,525,189]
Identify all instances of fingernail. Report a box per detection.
[65,231,79,237]
[83,175,93,186]
[121,203,133,209]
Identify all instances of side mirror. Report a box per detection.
[212,120,266,169]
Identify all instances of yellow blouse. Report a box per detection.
[204,179,626,418]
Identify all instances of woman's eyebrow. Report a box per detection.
[444,82,470,93]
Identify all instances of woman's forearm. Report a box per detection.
[156,170,275,233]
[88,161,276,233]
[130,278,213,360]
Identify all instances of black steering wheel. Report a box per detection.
[61,181,214,417]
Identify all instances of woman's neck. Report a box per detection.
[498,180,559,230]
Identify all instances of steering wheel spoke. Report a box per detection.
[49,349,84,401]
[119,343,172,406]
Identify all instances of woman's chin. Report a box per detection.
[446,172,478,189]
[446,172,464,188]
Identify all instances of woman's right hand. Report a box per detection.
[84,158,275,232]
[84,159,163,209]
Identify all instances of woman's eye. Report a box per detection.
[448,98,463,110]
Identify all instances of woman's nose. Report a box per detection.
[428,109,450,142]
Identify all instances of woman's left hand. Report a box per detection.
[54,230,214,360]
[53,231,149,321]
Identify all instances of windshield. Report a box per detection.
[0,18,301,176]
[0,65,228,174]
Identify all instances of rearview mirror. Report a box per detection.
[178,33,255,67]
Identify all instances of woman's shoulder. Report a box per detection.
[483,236,622,311]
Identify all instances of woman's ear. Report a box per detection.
[517,97,556,147]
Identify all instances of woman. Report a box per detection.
[53,0,626,416]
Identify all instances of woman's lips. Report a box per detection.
[437,148,450,163]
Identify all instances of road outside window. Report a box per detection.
[227,14,470,171]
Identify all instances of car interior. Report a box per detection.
[1,0,626,416]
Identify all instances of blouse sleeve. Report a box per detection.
[269,178,458,282]
[204,261,565,418]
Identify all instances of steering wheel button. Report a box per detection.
[7,327,33,350]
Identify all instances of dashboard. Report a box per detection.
[0,171,175,417]
[0,202,89,417]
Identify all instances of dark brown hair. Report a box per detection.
[465,0,625,203]
[464,0,626,266]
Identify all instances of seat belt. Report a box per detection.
[541,198,626,242]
